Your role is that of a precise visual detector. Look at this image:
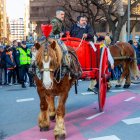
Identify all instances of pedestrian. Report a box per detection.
[16,41,35,88]
[1,46,8,85]
[0,46,4,86]
[133,40,140,71]
[88,36,114,93]
[11,40,20,84]
[30,43,41,64]
[105,33,112,46]
[5,46,16,85]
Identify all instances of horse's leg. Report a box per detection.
[123,64,131,88]
[38,94,50,131]
[47,96,56,121]
[54,94,68,140]
[115,76,125,87]
[115,63,126,88]
[34,76,50,131]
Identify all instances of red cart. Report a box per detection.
[62,34,110,112]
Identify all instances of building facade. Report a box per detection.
[0,0,8,43]
[10,18,24,41]
[29,0,140,41]
[30,0,61,36]
[24,0,30,40]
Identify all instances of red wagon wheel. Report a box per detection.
[98,47,108,112]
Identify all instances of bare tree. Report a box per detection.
[59,0,140,42]
[91,0,140,42]
[58,0,104,30]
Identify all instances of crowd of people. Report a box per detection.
[1,8,140,92]
[0,40,36,88]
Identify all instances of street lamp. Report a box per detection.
[127,0,130,41]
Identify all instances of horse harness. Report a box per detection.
[113,43,131,60]
[29,50,82,84]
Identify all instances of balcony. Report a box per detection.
[30,0,62,21]
[30,0,60,7]
[30,5,57,21]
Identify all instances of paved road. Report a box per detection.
[0,80,140,140]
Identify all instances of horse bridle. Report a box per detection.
[40,68,54,73]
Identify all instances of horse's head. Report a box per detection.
[36,39,62,89]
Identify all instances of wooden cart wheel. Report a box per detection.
[98,47,108,112]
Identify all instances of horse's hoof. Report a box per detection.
[55,134,65,140]
[40,126,49,131]
[123,84,130,88]
[50,115,55,121]
[115,85,121,88]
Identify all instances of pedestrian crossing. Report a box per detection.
[6,91,140,140]
[88,135,121,140]
[16,98,34,102]
[122,117,140,125]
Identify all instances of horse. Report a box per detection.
[32,39,82,140]
[109,42,139,88]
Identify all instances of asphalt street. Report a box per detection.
[0,80,140,140]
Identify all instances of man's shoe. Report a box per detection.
[92,87,99,94]
[30,84,36,87]
[22,84,26,88]
[87,88,94,92]
[3,83,8,86]
[8,83,12,86]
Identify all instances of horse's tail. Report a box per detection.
[130,51,139,78]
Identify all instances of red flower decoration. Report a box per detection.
[41,24,53,38]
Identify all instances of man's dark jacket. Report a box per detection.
[70,24,94,41]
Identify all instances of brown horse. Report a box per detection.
[109,42,139,88]
[33,39,81,140]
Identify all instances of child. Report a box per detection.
[5,46,16,85]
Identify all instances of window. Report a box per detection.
[135,22,140,32]
[94,22,106,32]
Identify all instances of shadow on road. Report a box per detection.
[0,130,7,140]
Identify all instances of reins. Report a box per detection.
[75,36,85,51]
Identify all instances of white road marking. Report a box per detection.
[124,96,135,101]
[86,112,104,120]
[16,98,34,102]
[81,92,95,95]
[131,83,135,85]
[110,89,126,93]
[40,139,48,140]
[122,117,140,125]
[88,135,121,140]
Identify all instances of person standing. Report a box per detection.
[11,40,20,84]
[0,46,4,86]
[88,36,114,93]
[1,46,8,85]
[5,46,16,85]
[16,41,35,88]
[132,40,140,71]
